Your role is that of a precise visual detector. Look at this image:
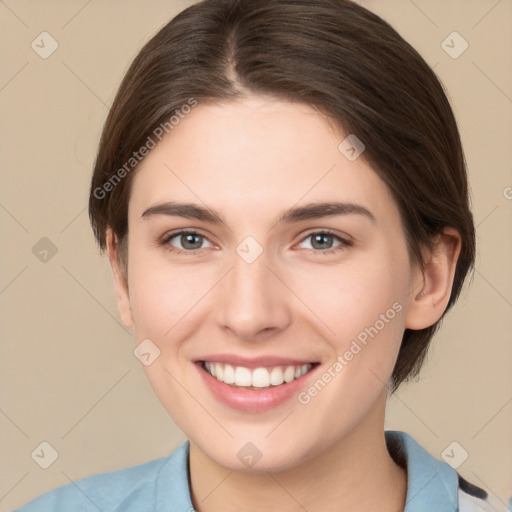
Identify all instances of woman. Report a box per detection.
[12,0,495,510]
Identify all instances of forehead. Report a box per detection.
[129,96,400,227]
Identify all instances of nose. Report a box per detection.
[216,246,292,341]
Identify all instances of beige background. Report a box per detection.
[1,0,511,510]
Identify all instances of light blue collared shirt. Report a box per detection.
[11,430,496,512]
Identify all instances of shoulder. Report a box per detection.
[10,442,190,512]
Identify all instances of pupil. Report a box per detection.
[313,234,332,249]
[183,234,201,249]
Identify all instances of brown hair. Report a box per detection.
[89,0,476,392]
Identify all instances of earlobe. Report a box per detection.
[106,229,134,331]
[405,227,462,330]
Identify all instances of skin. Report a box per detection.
[106,95,461,512]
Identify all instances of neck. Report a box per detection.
[188,390,407,512]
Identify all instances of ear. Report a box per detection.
[106,228,134,330]
[405,227,462,330]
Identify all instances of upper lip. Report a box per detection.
[196,354,318,369]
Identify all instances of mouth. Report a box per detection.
[194,353,321,412]
[200,360,317,389]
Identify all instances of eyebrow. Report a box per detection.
[141,201,376,226]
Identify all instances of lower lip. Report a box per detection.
[196,362,319,413]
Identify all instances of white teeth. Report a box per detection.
[283,365,295,383]
[203,362,313,388]
[223,364,235,384]
[234,366,252,386]
[214,362,223,381]
[269,367,284,386]
[252,368,270,388]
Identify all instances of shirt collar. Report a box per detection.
[155,431,459,511]
[386,430,459,512]
[155,440,194,511]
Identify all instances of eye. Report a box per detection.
[160,229,352,256]
[161,230,214,254]
[297,230,352,255]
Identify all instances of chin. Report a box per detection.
[193,433,318,473]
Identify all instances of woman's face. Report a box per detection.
[116,95,425,471]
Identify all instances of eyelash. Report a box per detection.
[159,229,352,257]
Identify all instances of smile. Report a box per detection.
[201,361,314,389]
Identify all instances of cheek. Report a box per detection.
[289,254,409,421]
[127,250,215,342]
[291,251,411,406]
[293,251,409,340]
[126,251,214,427]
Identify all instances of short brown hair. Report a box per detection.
[89,0,476,392]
